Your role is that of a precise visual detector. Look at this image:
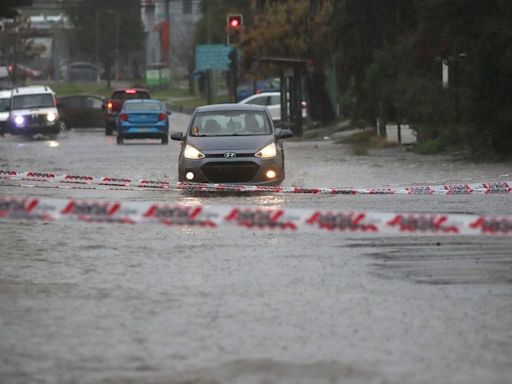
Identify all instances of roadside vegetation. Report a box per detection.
[12,0,508,158]
[337,128,398,156]
[194,1,512,159]
[49,81,193,100]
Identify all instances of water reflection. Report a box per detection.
[179,190,286,209]
[46,140,59,148]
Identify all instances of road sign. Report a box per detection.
[195,44,232,71]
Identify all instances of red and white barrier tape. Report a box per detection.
[1,169,512,195]
[1,194,511,236]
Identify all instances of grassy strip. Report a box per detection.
[169,95,231,109]
[48,82,194,99]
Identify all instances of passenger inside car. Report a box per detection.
[203,119,222,135]
[244,113,261,133]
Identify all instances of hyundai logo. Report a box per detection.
[224,152,236,158]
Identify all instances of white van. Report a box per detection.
[8,85,60,136]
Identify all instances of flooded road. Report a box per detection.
[1,113,511,384]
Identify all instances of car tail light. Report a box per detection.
[125,89,137,94]
[158,113,166,121]
[119,113,128,121]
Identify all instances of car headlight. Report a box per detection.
[255,142,276,158]
[46,112,56,122]
[14,115,25,126]
[183,144,205,159]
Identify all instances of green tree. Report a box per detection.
[332,0,418,129]
[0,0,32,19]
[414,0,512,156]
[64,0,144,88]
[333,0,512,156]
[242,0,335,123]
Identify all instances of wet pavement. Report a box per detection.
[1,113,511,384]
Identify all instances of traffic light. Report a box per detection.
[226,14,243,45]
[227,14,242,29]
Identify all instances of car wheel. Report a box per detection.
[58,120,68,131]
[116,135,123,144]
[161,135,168,145]
[105,123,114,136]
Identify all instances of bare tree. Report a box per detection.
[171,21,196,93]
[0,16,46,85]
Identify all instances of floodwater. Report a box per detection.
[1,113,511,383]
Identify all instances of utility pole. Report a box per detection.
[115,12,120,82]
[206,2,212,104]
[164,0,171,88]
[442,59,449,88]
[95,11,100,83]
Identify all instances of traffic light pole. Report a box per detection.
[229,48,238,102]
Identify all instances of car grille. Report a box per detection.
[27,114,46,126]
[201,161,260,183]
[207,153,254,158]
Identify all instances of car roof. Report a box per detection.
[112,88,149,93]
[195,103,268,113]
[57,94,103,99]
[12,85,55,95]
[124,98,161,103]
[239,92,280,102]
[0,90,12,98]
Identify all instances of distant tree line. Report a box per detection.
[196,0,512,157]
[63,0,144,88]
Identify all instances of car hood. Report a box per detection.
[186,135,274,152]
[11,107,58,116]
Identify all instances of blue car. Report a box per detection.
[116,99,170,144]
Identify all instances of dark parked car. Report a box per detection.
[116,99,170,145]
[56,94,105,130]
[61,62,101,81]
[171,104,293,186]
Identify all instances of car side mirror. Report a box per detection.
[277,128,293,139]
[170,132,184,141]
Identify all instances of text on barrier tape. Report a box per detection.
[1,194,511,236]
[1,169,512,195]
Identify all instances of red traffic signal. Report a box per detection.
[227,14,243,29]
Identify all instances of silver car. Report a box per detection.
[171,104,293,185]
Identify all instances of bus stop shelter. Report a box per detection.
[258,57,309,137]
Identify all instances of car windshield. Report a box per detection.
[0,98,10,111]
[124,102,161,112]
[12,94,54,110]
[190,111,271,136]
